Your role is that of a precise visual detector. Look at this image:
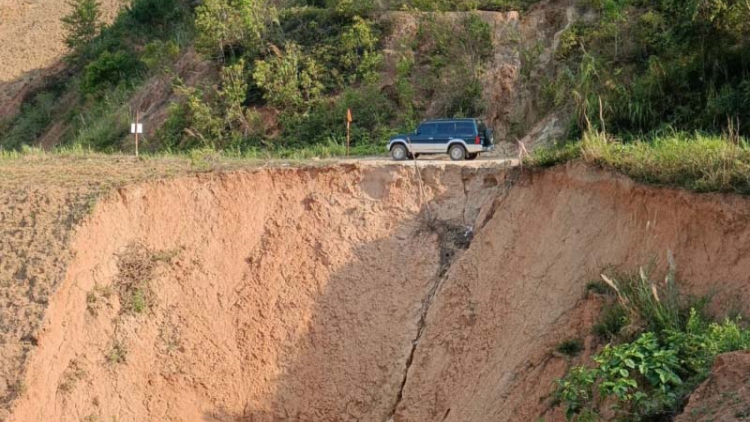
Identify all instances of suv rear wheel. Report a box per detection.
[448,144,466,161]
[391,144,408,161]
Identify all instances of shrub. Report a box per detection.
[81,50,141,95]
[0,92,58,150]
[141,40,180,73]
[126,0,187,28]
[253,42,324,111]
[557,264,750,421]
[338,16,382,84]
[559,315,750,421]
[195,0,277,59]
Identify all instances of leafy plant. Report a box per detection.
[141,40,180,73]
[557,264,750,421]
[195,0,277,59]
[253,42,325,111]
[81,50,141,95]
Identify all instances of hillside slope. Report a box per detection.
[0,0,579,154]
[0,0,121,117]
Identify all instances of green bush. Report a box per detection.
[141,40,180,73]
[253,42,325,111]
[68,88,132,149]
[279,83,396,147]
[559,314,750,421]
[195,0,276,59]
[126,0,188,29]
[557,265,750,421]
[0,93,58,150]
[81,50,141,95]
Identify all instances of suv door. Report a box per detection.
[435,122,455,152]
[412,122,438,153]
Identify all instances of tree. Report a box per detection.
[61,0,102,53]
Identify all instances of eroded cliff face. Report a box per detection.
[4,162,750,422]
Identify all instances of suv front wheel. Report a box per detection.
[448,144,466,161]
[391,144,408,161]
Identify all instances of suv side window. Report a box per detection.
[455,122,475,134]
[437,123,455,135]
[418,123,437,135]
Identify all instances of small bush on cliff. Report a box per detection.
[556,266,750,421]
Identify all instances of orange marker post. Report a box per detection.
[346,108,353,157]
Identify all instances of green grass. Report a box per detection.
[527,130,750,194]
[1,138,385,163]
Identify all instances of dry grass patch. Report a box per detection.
[58,359,86,395]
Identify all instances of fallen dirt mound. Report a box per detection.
[3,161,750,421]
[676,351,750,422]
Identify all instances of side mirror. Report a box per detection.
[415,130,420,135]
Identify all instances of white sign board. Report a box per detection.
[130,123,143,134]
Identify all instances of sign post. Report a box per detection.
[346,108,353,157]
[130,112,143,157]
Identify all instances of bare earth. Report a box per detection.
[1,156,750,421]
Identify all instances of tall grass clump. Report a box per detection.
[582,131,750,194]
[556,258,750,421]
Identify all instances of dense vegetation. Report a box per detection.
[0,0,498,154]
[553,0,750,137]
[0,0,748,161]
[557,265,750,421]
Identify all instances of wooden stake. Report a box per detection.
[135,110,140,158]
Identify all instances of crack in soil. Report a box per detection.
[386,219,475,421]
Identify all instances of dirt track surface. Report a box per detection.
[2,157,750,421]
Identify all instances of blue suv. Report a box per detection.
[387,118,495,161]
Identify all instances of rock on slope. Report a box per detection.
[2,162,750,421]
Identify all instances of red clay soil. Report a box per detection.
[676,351,750,422]
[3,162,750,422]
